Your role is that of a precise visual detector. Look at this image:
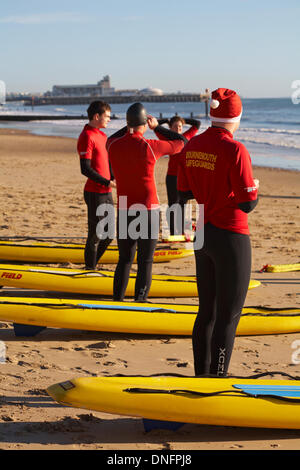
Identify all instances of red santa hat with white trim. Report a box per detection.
[209,88,242,123]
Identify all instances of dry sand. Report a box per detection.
[0,128,299,451]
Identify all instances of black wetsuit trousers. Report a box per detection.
[165,175,185,235]
[193,223,252,377]
[113,209,160,301]
[84,191,114,270]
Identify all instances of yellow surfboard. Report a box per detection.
[0,297,298,336]
[0,240,193,264]
[0,264,260,298]
[47,375,300,429]
[260,263,300,273]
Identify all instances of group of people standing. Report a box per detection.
[77,88,259,378]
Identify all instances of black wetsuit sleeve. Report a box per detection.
[238,198,258,213]
[154,125,188,144]
[184,118,201,129]
[157,118,170,125]
[80,159,111,187]
[107,126,128,141]
[108,161,115,181]
[178,190,194,203]
[109,160,114,181]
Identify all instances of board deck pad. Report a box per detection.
[233,384,300,398]
[77,303,177,313]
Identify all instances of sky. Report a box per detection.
[0,0,299,98]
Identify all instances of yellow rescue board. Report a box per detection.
[261,263,300,273]
[0,264,260,298]
[47,375,300,429]
[0,240,193,264]
[0,297,298,336]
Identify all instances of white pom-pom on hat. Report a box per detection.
[210,99,220,109]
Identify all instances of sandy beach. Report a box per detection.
[0,128,299,451]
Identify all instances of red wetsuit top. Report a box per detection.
[167,125,199,176]
[107,129,184,209]
[178,126,258,235]
[77,124,112,194]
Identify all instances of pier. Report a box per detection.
[2,92,210,121]
[6,93,209,106]
[0,114,118,122]
[2,93,210,121]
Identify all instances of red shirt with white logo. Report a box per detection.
[107,130,184,209]
[77,124,112,193]
[167,125,199,176]
[178,126,258,234]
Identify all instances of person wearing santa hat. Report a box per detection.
[178,88,259,377]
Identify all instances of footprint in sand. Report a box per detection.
[103,361,115,366]
[166,358,189,367]
[50,346,69,351]
[77,413,102,423]
[91,352,108,359]
[1,415,14,422]
[27,388,48,396]
[25,416,86,433]
[87,341,113,350]
[116,358,128,368]
[17,360,32,367]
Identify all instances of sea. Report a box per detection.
[0,98,300,172]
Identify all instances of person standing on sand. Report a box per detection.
[178,88,259,377]
[107,102,187,301]
[158,115,200,235]
[77,100,116,270]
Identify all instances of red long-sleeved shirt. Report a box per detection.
[77,124,112,194]
[178,126,258,234]
[107,130,184,209]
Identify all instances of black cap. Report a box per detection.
[126,102,147,127]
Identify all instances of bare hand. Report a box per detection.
[109,180,117,188]
[147,115,159,130]
[253,178,259,189]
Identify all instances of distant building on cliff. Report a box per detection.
[48,76,163,98]
[50,75,115,98]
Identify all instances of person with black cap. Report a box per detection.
[77,100,116,270]
[107,102,187,301]
[178,88,259,378]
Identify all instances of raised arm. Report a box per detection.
[183,118,201,140]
